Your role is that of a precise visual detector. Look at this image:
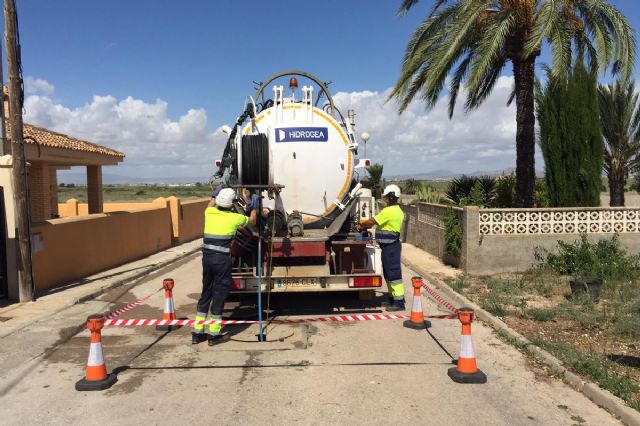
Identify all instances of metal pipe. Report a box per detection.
[257,195,264,342]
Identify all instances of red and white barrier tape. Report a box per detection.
[104,312,458,327]
[421,283,461,314]
[105,288,162,320]
[105,314,410,326]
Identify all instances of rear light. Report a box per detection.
[232,279,246,290]
[365,159,370,167]
[215,159,222,167]
[348,276,382,288]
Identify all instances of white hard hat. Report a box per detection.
[382,184,401,198]
[216,188,236,208]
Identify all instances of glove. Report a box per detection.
[212,185,224,198]
[250,194,260,211]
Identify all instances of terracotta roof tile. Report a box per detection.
[5,120,125,158]
[22,124,125,158]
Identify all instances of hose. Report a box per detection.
[215,103,256,178]
[241,134,269,186]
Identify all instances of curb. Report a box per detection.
[0,244,201,340]
[403,256,640,426]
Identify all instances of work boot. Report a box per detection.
[207,334,230,347]
[192,332,207,344]
[386,299,406,312]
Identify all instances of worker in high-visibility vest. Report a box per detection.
[355,184,405,311]
[192,187,258,346]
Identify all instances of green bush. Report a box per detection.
[444,207,462,257]
[538,234,640,281]
[494,175,516,207]
[460,181,487,206]
[534,179,550,207]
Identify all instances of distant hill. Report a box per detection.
[389,168,544,180]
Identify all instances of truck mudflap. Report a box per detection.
[230,274,383,293]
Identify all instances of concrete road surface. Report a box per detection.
[0,254,620,425]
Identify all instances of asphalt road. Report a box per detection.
[0,254,620,425]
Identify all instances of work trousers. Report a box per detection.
[194,252,232,336]
[380,240,405,300]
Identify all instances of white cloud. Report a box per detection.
[333,76,540,177]
[23,83,227,179]
[22,76,542,180]
[24,76,55,96]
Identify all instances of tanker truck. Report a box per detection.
[214,71,381,294]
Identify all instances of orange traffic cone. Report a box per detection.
[76,314,117,391]
[403,276,431,329]
[448,307,487,383]
[157,278,178,331]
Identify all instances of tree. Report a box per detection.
[367,163,384,198]
[598,81,640,206]
[391,0,635,208]
[536,62,604,207]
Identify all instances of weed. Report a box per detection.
[446,276,469,293]
[495,329,530,351]
[530,339,639,404]
[570,415,586,424]
[526,308,557,322]
[482,294,508,317]
[444,207,462,257]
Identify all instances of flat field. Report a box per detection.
[58,184,213,203]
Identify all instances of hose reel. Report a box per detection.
[240,133,270,186]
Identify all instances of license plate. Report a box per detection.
[275,278,318,288]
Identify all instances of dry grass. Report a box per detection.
[445,270,640,411]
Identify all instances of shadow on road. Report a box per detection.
[228,290,386,318]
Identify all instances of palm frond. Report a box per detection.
[465,8,514,97]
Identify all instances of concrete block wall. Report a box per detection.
[28,197,209,293]
[31,206,173,291]
[462,206,640,275]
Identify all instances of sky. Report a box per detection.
[6,0,640,181]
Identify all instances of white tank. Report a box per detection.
[240,83,357,225]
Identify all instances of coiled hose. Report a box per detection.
[241,134,270,186]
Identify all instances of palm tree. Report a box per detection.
[598,81,640,206]
[403,178,421,194]
[391,0,635,207]
[367,163,384,198]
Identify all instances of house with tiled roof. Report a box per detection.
[20,123,124,221]
[2,89,124,222]
[0,96,125,300]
